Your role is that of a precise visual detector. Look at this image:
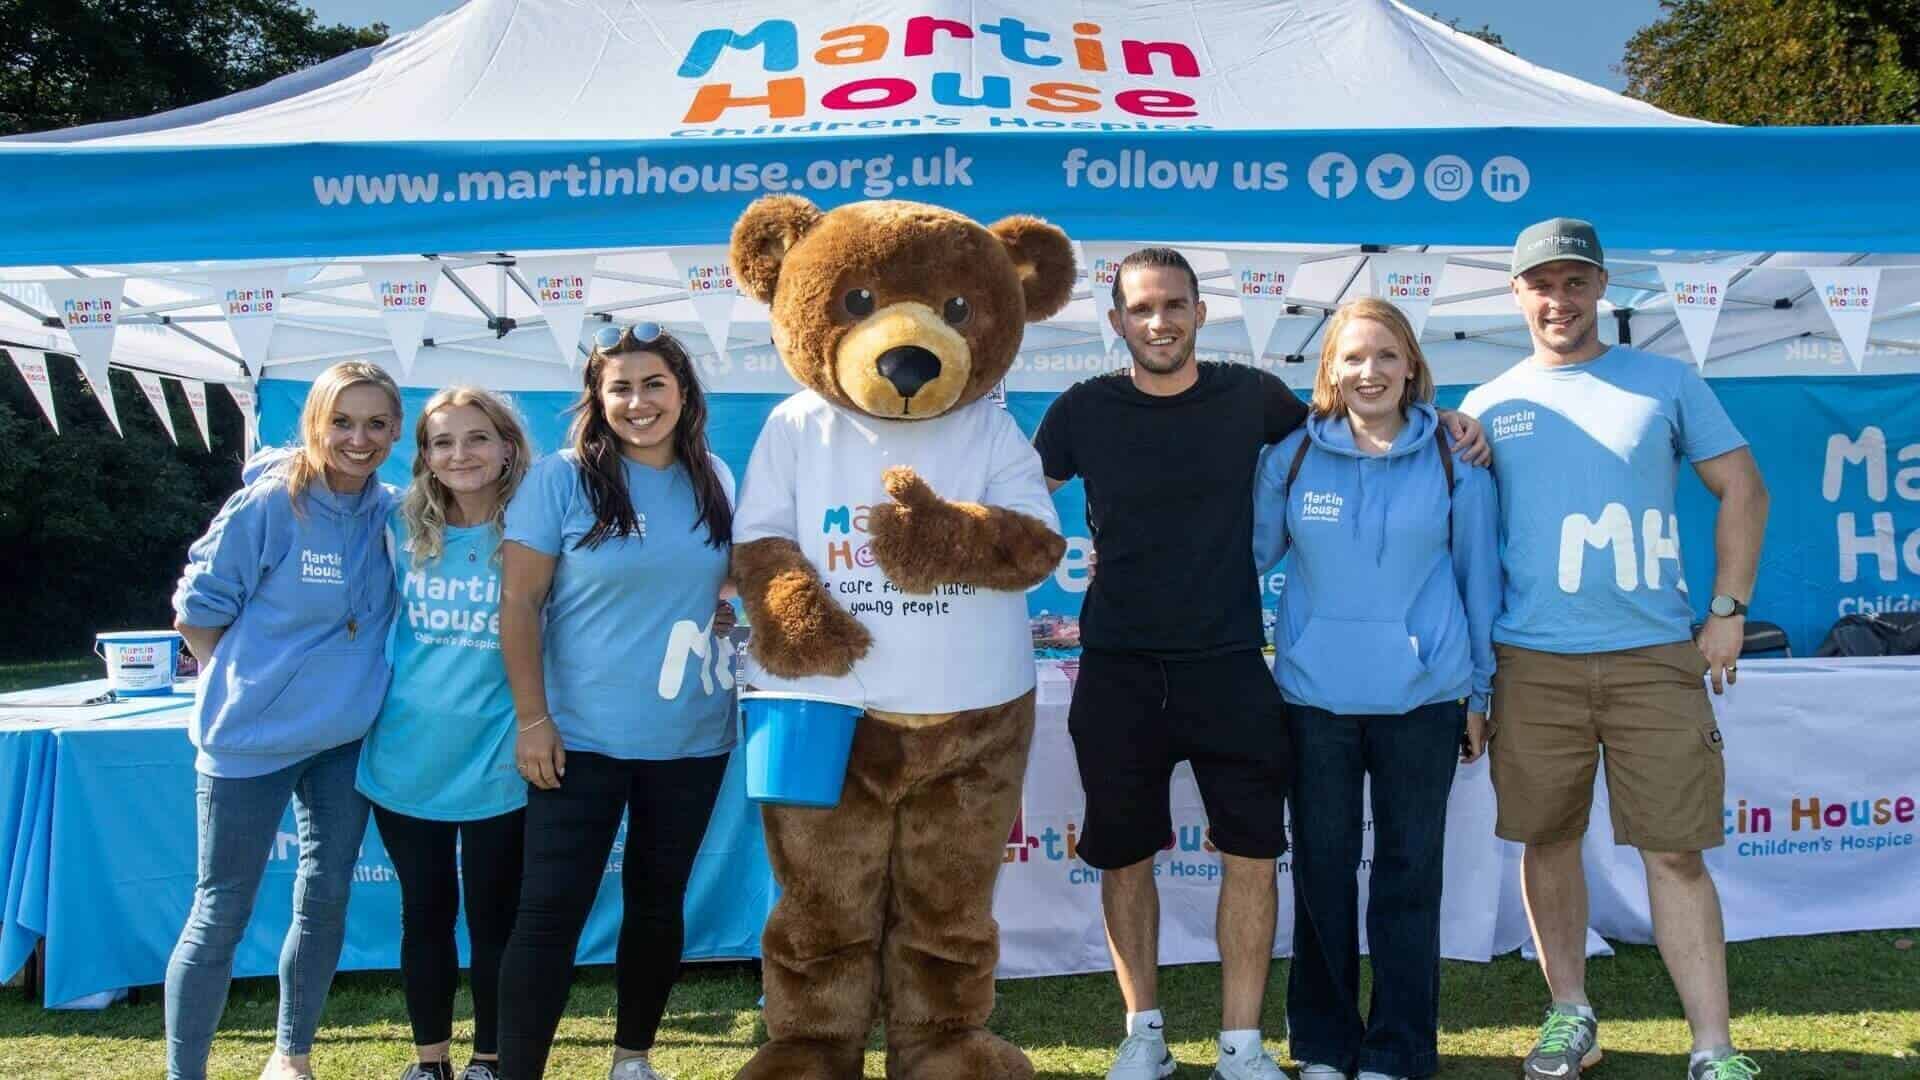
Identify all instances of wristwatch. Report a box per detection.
[1708,594,1748,618]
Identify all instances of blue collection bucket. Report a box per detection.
[739,690,864,808]
[94,630,183,697]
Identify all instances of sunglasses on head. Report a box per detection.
[592,321,665,352]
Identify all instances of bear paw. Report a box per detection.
[754,571,874,678]
[869,467,957,594]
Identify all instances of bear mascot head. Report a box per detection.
[731,195,1075,419]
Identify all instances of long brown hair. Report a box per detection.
[1311,298,1436,418]
[568,330,732,550]
[286,360,403,506]
[402,386,534,567]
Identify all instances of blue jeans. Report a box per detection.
[164,740,371,1080]
[1287,700,1463,1078]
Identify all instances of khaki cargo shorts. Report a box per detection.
[1490,640,1726,852]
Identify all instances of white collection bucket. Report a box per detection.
[94,630,184,697]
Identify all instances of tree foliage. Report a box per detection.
[1622,0,1920,124]
[1430,12,1513,54]
[0,1,382,659]
[0,0,385,135]
[0,359,249,659]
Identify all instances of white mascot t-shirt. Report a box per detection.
[734,391,1060,713]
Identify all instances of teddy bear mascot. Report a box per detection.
[727,195,1076,1080]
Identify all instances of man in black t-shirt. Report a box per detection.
[1033,248,1487,1080]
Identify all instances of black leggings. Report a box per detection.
[495,751,728,1080]
[371,804,526,1055]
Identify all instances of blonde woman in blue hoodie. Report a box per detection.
[168,360,403,1080]
[1252,298,1500,1080]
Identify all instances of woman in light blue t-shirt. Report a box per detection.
[495,324,736,1080]
[358,386,534,1080]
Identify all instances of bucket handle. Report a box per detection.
[736,671,870,742]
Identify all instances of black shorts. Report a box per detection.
[1067,648,1291,869]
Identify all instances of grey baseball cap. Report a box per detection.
[1512,217,1605,277]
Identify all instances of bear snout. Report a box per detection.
[833,301,972,418]
[876,345,942,400]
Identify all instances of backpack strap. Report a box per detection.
[1277,434,1314,554]
[1283,434,1312,499]
[1437,423,1455,547]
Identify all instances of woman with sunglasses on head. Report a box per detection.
[358,387,534,1080]
[494,323,737,1080]
[167,360,403,1080]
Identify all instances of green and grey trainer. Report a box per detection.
[1687,1053,1759,1080]
[1522,1006,1601,1079]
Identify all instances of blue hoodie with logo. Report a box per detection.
[1252,403,1501,717]
[172,449,399,778]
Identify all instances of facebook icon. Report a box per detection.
[1308,152,1358,199]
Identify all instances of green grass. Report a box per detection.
[0,658,97,694]
[0,932,1913,1078]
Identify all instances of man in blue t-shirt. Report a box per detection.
[1462,219,1769,1080]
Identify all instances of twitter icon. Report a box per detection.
[1366,153,1416,200]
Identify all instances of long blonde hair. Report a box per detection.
[401,386,533,567]
[285,361,404,505]
[1310,298,1436,418]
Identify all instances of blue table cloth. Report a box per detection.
[0,680,198,986]
[0,680,775,1006]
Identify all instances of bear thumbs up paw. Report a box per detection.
[882,466,941,511]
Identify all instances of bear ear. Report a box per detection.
[989,215,1076,322]
[730,195,824,304]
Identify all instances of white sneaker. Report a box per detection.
[609,1059,666,1080]
[1300,1066,1349,1080]
[1212,1043,1292,1079]
[458,1064,500,1080]
[1108,1032,1177,1079]
[1357,1072,1407,1080]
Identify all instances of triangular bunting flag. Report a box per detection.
[40,276,125,434]
[5,348,59,433]
[210,269,289,377]
[1369,253,1451,339]
[182,378,212,448]
[517,255,598,368]
[132,370,179,443]
[1803,267,1882,371]
[1226,251,1303,360]
[1083,244,1135,355]
[668,247,740,365]
[1655,264,1737,370]
[224,381,259,453]
[361,259,443,378]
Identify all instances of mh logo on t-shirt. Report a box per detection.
[299,549,345,585]
[1301,491,1343,524]
[1559,504,1685,593]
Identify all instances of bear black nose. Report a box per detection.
[876,346,942,399]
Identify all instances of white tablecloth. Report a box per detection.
[991,657,1920,976]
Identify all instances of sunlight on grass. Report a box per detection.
[0,932,1913,1078]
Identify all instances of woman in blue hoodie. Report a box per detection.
[1252,298,1499,1080]
[168,360,403,1080]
